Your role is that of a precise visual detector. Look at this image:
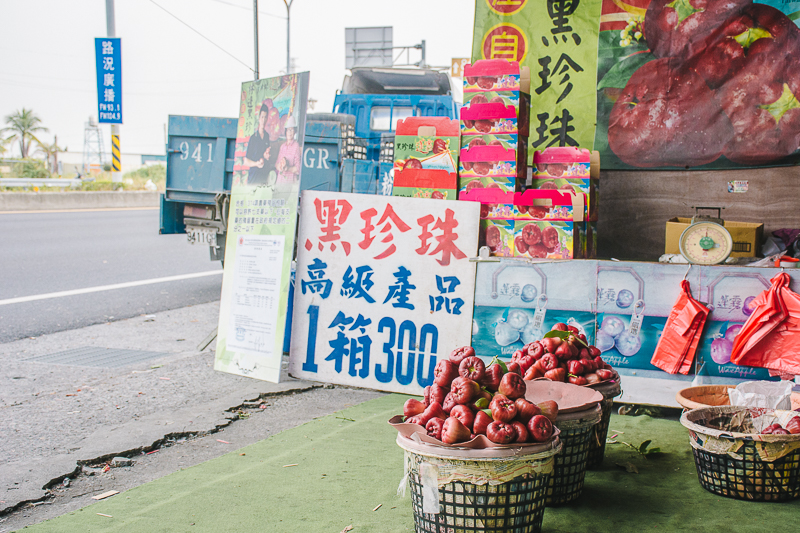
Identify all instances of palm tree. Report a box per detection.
[3,108,48,158]
[36,135,66,173]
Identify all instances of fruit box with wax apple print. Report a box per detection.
[461,102,527,137]
[464,59,523,93]
[459,144,524,181]
[479,218,515,257]
[532,147,598,223]
[458,175,517,195]
[460,133,519,151]
[514,189,584,260]
[391,168,456,200]
[393,117,460,175]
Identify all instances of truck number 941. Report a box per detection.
[179,141,214,163]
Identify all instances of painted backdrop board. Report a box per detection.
[472,0,800,170]
[215,73,309,383]
[289,191,480,395]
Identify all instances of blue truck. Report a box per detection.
[159,67,457,261]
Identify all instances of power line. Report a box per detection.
[148,0,254,73]
[208,0,286,19]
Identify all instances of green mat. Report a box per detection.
[22,395,800,532]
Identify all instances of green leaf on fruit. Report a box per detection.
[597,52,655,90]
[789,11,800,21]
[490,355,509,373]
[759,83,800,125]
[732,27,773,50]
[666,0,703,26]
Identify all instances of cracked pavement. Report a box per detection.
[0,301,385,531]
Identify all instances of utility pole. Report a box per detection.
[283,0,294,75]
[105,0,121,183]
[253,0,259,79]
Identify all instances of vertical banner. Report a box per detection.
[289,191,480,395]
[214,73,310,383]
[94,37,122,124]
[471,0,603,158]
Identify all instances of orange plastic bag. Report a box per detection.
[651,280,709,375]
[730,272,800,375]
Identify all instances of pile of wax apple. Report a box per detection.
[402,346,558,445]
[516,323,619,385]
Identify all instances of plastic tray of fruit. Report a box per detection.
[512,324,620,386]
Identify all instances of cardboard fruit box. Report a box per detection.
[393,117,459,174]
[392,168,457,200]
[665,218,764,258]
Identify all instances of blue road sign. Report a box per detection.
[95,37,122,124]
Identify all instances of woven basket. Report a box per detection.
[546,404,603,506]
[677,385,800,411]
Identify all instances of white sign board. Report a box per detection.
[289,191,480,394]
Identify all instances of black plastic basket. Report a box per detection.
[691,441,800,501]
[586,382,622,469]
[681,406,800,502]
[398,436,561,533]
[409,472,550,532]
[547,404,602,506]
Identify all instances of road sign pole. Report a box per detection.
[106,0,122,182]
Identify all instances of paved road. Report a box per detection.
[0,208,223,343]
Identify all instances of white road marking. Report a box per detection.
[0,270,223,306]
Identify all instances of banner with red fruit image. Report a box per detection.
[473,0,800,168]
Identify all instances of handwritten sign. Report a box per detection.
[289,191,480,394]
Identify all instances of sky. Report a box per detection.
[0,0,475,156]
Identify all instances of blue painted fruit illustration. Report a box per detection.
[601,316,626,338]
[595,330,616,353]
[616,289,634,308]
[615,331,642,356]
[507,309,529,330]
[495,321,520,346]
[520,284,538,303]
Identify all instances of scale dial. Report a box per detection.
[679,221,733,265]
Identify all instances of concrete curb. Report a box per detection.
[0,191,160,211]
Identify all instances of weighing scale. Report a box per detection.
[678,207,733,265]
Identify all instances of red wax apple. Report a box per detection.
[442,392,458,414]
[426,417,445,440]
[552,322,569,331]
[434,359,459,387]
[421,402,447,425]
[512,420,530,443]
[528,414,554,442]
[544,367,567,382]
[541,337,561,354]
[486,421,517,444]
[472,389,493,410]
[480,363,505,391]
[441,416,472,444]
[498,372,527,399]
[539,353,560,372]
[459,356,486,382]
[644,0,750,60]
[450,346,476,365]
[567,360,586,376]
[588,346,601,357]
[537,400,559,423]
[526,341,545,359]
[511,351,535,374]
[450,404,476,431]
[514,398,542,423]
[786,416,800,434]
[608,58,733,168]
[596,368,614,381]
[473,409,493,435]
[569,375,589,386]
[450,377,480,405]
[506,362,522,375]
[584,373,601,385]
[524,364,544,381]
[490,394,518,422]
[404,398,426,419]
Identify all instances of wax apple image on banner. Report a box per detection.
[215,73,310,383]
[472,0,800,169]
